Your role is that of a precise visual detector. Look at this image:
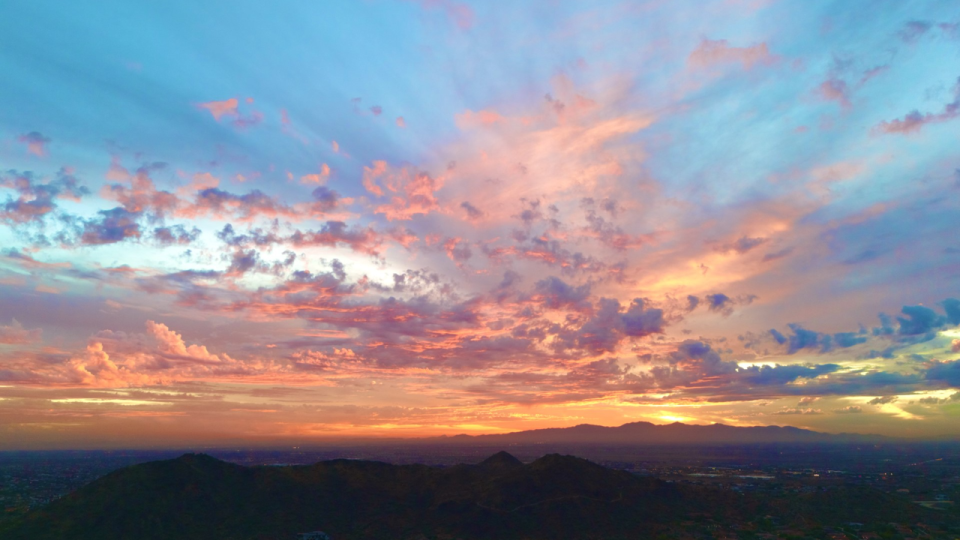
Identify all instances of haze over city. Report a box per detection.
[2,0,960,450]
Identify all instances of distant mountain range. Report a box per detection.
[1,450,945,540]
[428,421,890,445]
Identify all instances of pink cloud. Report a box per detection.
[818,78,851,109]
[873,77,960,135]
[396,116,406,128]
[0,319,42,345]
[365,162,445,221]
[688,38,777,70]
[301,164,331,184]
[952,339,960,353]
[17,132,51,157]
[362,160,388,196]
[455,109,506,129]
[195,98,262,129]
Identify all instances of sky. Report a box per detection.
[1,0,960,449]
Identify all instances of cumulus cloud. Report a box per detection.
[152,225,201,246]
[80,208,142,245]
[0,169,89,225]
[533,277,591,311]
[552,297,665,353]
[868,395,898,405]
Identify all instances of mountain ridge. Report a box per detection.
[428,420,891,445]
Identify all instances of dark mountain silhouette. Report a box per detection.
[1,451,945,540]
[431,421,889,445]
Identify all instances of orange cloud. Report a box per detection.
[196,98,239,121]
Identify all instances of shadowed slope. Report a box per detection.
[1,451,947,540]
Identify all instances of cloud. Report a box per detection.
[688,38,777,70]
[899,20,932,43]
[80,208,142,245]
[897,304,943,335]
[552,297,665,354]
[152,225,201,246]
[703,293,755,316]
[833,405,862,414]
[0,319,42,345]
[364,162,445,220]
[396,116,406,128]
[941,298,960,325]
[925,359,960,386]
[460,201,485,220]
[868,395,897,405]
[196,98,239,120]
[309,186,343,213]
[705,293,732,313]
[455,109,506,128]
[873,77,960,134]
[289,221,382,256]
[762,247,793,262]
[17,132,51,157]
[772,407,822,415]
[818,78,851,109]
[533,277,591,311]
[621,298,666,337]
[771,323,867,354]
[0,169,89,225]
[301,164,331,185]
[195,98,262,129]
[721,235,767,254]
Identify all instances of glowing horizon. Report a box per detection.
[1,0,960,449]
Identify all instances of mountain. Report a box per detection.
[431,421,889,445]
[1,451,945,540]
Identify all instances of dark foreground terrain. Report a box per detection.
[1,451,957,540]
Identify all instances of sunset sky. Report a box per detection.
[2,0,960,449]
